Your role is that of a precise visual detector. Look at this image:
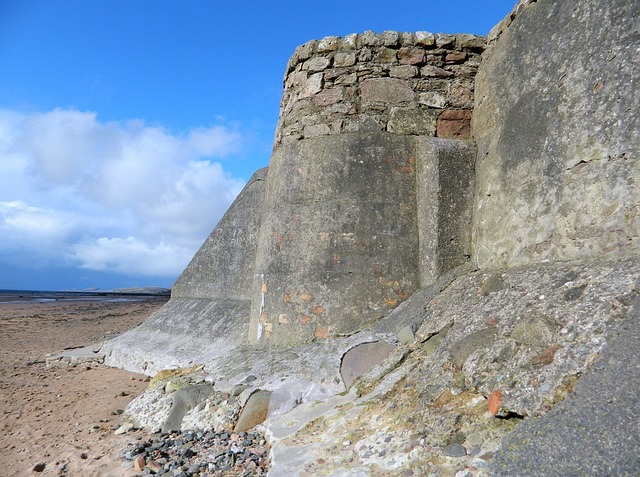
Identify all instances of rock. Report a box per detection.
[449,328,496,369]
[114,422,134,435]
[479,273,505,296]
[133,454,145,471]
[388,108,438,135]
[340,341,395,388]
[436,109,472,138]
[161,384,214,433]
[32,462,46,472]
[397,323,417,345]
[442,443,467,457]
[235,390,272,432]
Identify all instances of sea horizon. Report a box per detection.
[0,287,171,304]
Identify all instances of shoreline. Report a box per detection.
[0,297,168,476]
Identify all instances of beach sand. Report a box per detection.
[0,297,168,476]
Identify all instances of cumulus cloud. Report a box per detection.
[0,108,246,280]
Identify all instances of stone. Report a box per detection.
[317,36,340,53]
[303,56,331,72]
[32,463,46,472]
[388,108,438,135]
[437,109,472,138]
[435,33,456,48]
[333,52,356,67]
[419,92,447,109]
[442,443,467,457]
[235,391,272,432]
[340,341,395,388]
[342,33,359,50]
[375,47,397,64]
[445,51,467,63]
[312,88,344,107]
[299,72,323,98]
[397,323,417,345]
[114,422,134,435]
[512,316,556,348]
[381,30,400,46]
[134,454,146,471]
[420,65,454,78]
[389,65,419,79]
[487,390,502,416]
[414,31,435,47]
[456,33,486,50]
[162,384,214,432]
[398,47,426,65]
[449,328,496,369]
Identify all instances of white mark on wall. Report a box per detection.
[257,273,266,340]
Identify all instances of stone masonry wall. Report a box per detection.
[274,31,485,144]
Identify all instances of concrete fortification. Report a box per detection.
[102,0,639,474]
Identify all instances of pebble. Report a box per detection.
[119,428,269,476]
[442,442,467,457]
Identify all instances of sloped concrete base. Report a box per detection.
[102,298,250,376]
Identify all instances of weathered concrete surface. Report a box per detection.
[249,133,475,346]
[259,257,640,476]
[493,295,640,476]
[416,138,475,285]
[250,132,420,345]
[472,0,640,269]
[102,298,250,375]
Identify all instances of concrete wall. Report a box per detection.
[472,0,640,269]
[248,31,484,345]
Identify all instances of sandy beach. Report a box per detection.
[0,297,168,476]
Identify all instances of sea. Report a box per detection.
[0,288,171,304]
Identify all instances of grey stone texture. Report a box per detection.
[472,0,640,269]
[260,257,640,476]
[249,134,475,345]
[493,294,640,476]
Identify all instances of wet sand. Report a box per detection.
[0,297,168,476]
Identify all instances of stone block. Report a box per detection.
[437,109,472,138]
[419,91,447,109]
[375,47,397,64]
[388,108,437,135]
[303,56,331,72]
[415,31,435,47]
[360,78,414,105]
[398,46,426,65]
[420,65,453,78]
[317,35,340,52]
[299,72,323,98]
[389,65,418,79]
[333,52,356,67]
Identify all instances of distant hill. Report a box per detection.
[107,287,171,296]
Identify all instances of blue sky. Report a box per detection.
[0,0,516,291]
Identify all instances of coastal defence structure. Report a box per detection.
[103,0,639,474]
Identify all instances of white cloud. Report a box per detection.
[0,108,246,279]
